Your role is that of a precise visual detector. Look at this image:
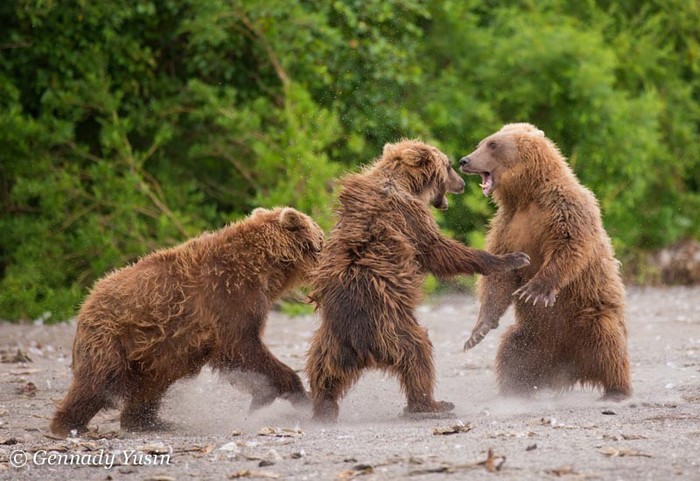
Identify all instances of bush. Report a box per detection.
[1,0,697,320]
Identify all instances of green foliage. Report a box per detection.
[278,299,315,318]
[422,1,699,256]
[1,0,698,320]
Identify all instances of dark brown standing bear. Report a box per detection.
[460,123,632,401]
[50,207,324,437]
[306,140,531,422]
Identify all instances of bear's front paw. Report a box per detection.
[499,252,530,271]
[513,280,557,307]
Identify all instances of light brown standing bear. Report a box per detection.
[460,123,631,401]
[50,207,324,437]
[306,140,530,422]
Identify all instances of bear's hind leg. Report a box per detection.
[573,313,632,401]
[307,338,363,422]
[120,381,172,432]
[50,381,108,437]
[496,325,551,397]
[392,325,454,415]
[310,372,358,422]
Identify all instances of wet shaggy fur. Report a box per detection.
[460,123,632,400]
[306,140,530,421]
[50,207,324,437]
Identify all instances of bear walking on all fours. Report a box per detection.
[460,123,632,401]
[50,207,324,437]
[306,140,531,422]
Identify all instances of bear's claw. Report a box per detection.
[513,281,557,307]
[501,252,530,270]
[463,317,499,350]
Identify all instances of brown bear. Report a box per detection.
[460,123,632,401]
[306,140,531,421]
[50,207,324,437]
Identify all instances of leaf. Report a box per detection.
[432,421,473,436]
[0,438,22,445]
[600,447,653,458]
[78,441,100,451]
[482,448,506,473]
[545,465,577,476]
[173,445,215,456]
[336,464,374,479]
[1,349,32,363]
[229,470,280,479]
[257,427,303,438]
[408,448,505,476]
[9,369,40,375]
[137,442,171,455]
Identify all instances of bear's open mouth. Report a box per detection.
[431,194,449,210]
[479,172,494,196]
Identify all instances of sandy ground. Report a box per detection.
[0,286,699,480]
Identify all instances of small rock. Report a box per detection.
[266,449,283,462]
[290,450,306,459]
[1,349,32,363]
[219,442,239,452]
[15,382,37,396]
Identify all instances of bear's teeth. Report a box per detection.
[480,173,493,196]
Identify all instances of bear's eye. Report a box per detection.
[487,141,497,150]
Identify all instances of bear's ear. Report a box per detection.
[528,127,545,138]
[404,145,431,166]
[251,207,270,217]
[384,141,431,166]
[279,207,305,230]
[501,123,545,138]
[382,142,397,158]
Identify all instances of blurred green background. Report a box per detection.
[1,0,698,321]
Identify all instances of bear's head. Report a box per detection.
[378,139,465,210]
[252,207,325,284]
[458,123,561,202]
